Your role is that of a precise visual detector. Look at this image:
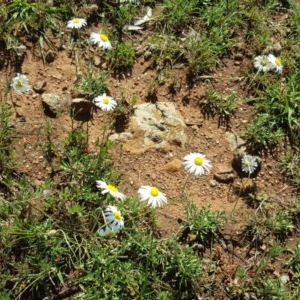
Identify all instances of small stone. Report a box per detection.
[225,131,246,153]
[33,81,47,93]
[280,275,289,285]
[45,51,56,63]
[210,179,218,187]
[234,53,243,61]
[164,159,182,172]
[214,163,235,183]
[71,98,93,115]
[241,178,256,191]
[94,56,101,67]
[191,125,198,133]
[109,132,133,142]
[144,50,152,59]
[273,42,282,52]
[41,93,72,115]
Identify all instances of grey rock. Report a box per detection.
[225,131,246,156]
[131,102,186,147]
[116,102,187,153]
[41,93,71,115]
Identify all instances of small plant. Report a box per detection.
[240,2,276,52]
[185,33,220,75]
[287,243,300,271]
[105,42,135,71]
[278,151,300,189]
[245,73,300,152]
[267,211,294,236]
[180,202,225,245]
[60,128,113,188]
[148,33,182,69]
[290,3,300,38]
[254,277,287,299]
[105,2,138,39]
[3,0,69,58]
[200,89,237,128]
[0,101,14,180]
[74,65,109,100]
[244,112,284,153]
[39,120,57,167]
[246,207,294,244]
[159,0,199,32]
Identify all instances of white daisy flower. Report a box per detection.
[138,186,167,208]
[10,73,30,94]
[94,93,117,111]
[104,205,124,232]
[96,180,126,200]
[67,18,87,29]
[241,155,258,175]
[268,54,283,73]
[90,32,112,50]
[98,225,118,237]
[183,152,212,176]
[254,55,272,73]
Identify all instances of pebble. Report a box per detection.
[210,180,218,187]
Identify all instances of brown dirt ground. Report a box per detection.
[2,26,298,298]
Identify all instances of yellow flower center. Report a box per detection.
[73,18,80,24]
[194,156,204,166]
[275,57,281,66]
[113,211,122,221]
[150,187,159,197]
[261,59,267,66]
[16,80,23,87]
[100,34,109,42]
[107,184,118,192]
[103,97,110,104]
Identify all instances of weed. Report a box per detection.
[290,3,300,39]
[247,206,294,244]
[0,100,14,181]
[148,33,181,69]
[39,120,57,166]
[159,0,199,32]
[60,128,114,188]
[74,65,109,101]
[105,41,135,71]
[240,1,277,51]
[105,2,138,39]
[278,151,300,188]
[3,0,69,59]
[254,277,287,299]
[245,72,300,152]
[185,33,220,75]
[201,0,239,51]
[200,89,237,128]
[244,112,284,153]
[180,202,225,246]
